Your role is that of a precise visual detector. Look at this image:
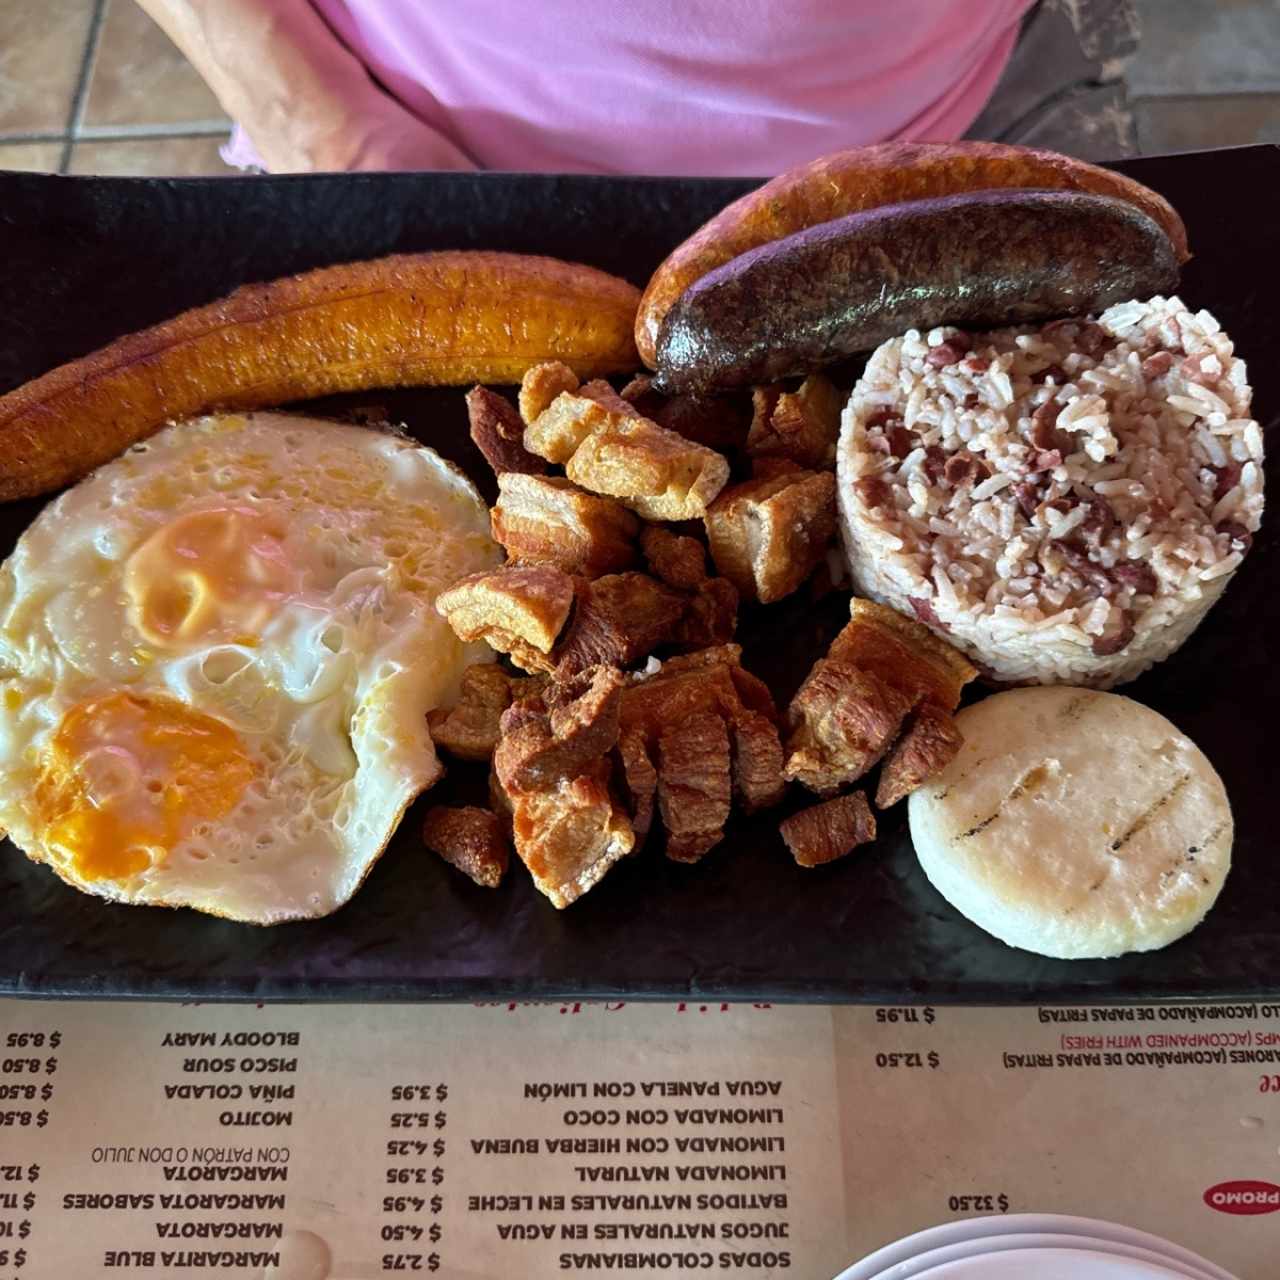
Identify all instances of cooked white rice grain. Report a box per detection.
[836,298,1265,688]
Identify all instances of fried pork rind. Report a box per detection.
[731,710,787,814]
[783,659,915,796]
[620,375,751,451]
[620,645,785,860]
[510,765,635,908]
[427,662,547,761]
[638,526,739,649]
[494,664,634,908]
[746,374,842,469]
[436,566,575,672]
[492,473,639,577]
[519,360,581,426]
[833,598,976,713]
[783,598,976,803]
[657,710,732,863]
[466,386,547,477]
[437,554,732,679]
[780,792,876,867]
[675,577,739,649]
[499,665,624,790]
[617,728,659,840]
[640,524,708,590]
[705,469,836,603]
[520,362,731,520]
[553,572,686,678]
[422,806,510,887]
[491,647,784,895]
[875,703,965,809]
[579,378,646,419]
[565,414,731,521]
[620,645,755,736]
[523,390,610,463]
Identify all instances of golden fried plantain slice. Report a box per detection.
[0,250,641,501]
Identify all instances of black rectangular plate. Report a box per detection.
[0,146,1276,1003]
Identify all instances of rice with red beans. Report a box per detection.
[836,296,1264,687]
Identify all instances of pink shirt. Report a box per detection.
[227,0,1031,174]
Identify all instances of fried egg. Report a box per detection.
[0,413,500,922]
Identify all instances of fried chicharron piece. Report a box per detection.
[565,418,730,521]
[746,374,843,470]
[491,473,638,577]
[438,558,732,677]
[620,375,751,451]
[618,646,785,861]
[427,663,546,761]
[780,792,877,868]
[494,665,634,908]
[0,252,642,502]
[492,647,785,899]
[657,710,732,863]
[422,806,510,888]
[784,659,914,796]
[553,573,686,677]
[875,703,966,809]
[638,526,739,649]
[783,598,976,802]
[731,710,787,813]
[436,566,575,672]
[705,469,836,603]
[498,666,624,790]
[833,598,976,713]
[466,386,547,476]
[640,524,707,590]
[617,727,659,841]
[519,360,582,425]
[520,362,731,520]
[674,577,739,650]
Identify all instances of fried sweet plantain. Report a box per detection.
[0,251,641,501]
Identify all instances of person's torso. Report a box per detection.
[311,0,1032,174]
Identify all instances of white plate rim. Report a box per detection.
[830,1213,1238,1280]
[899,1246,1195,1280]
[844,1230,1218,1280]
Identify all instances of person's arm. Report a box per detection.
[136,0,474,171]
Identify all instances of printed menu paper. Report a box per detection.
[0,999,1276,1278]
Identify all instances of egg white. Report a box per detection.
[0,412,500,922]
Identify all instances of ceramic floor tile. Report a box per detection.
[67,133,233,176]
[1131,0,1280,97]
[1135,92,1280,154]
[0,141,64,173]
[83,0,226,128]
[0,0,95,136]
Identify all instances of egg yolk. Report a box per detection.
[124,506,303,648]
[34,691,255,883]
